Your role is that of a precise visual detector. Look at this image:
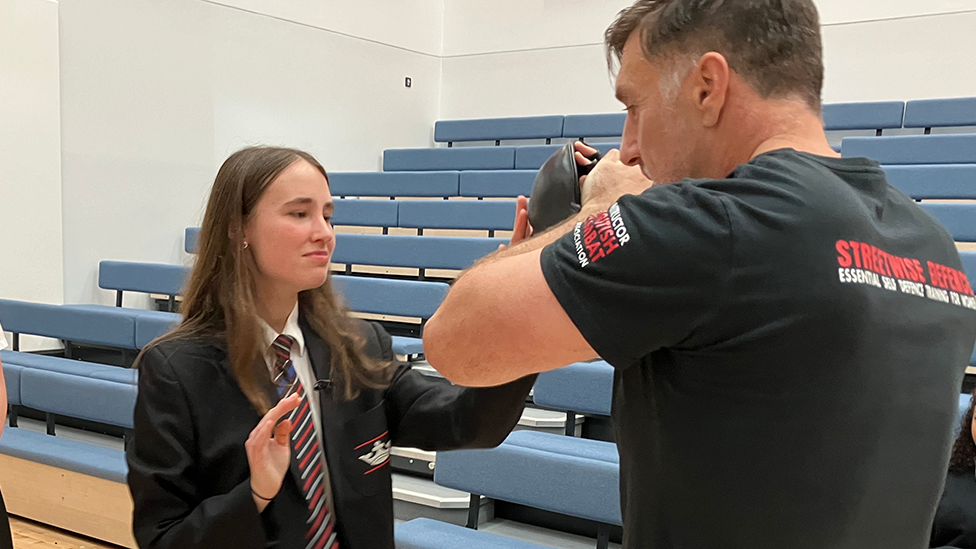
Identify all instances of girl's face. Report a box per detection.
[244,159,336,296]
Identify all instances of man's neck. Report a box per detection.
[749,101,838,161]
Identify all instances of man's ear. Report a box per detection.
[693,52,731,128]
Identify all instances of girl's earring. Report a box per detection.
[243,241,249,250]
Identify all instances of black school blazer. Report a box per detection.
[126,318,536,549]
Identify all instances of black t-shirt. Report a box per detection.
[931,469,976,549]
[541,149,976,549]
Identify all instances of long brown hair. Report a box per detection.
[140,146,390,412]
[949,388,976,473]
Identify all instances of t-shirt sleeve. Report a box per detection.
[540,183,733,369]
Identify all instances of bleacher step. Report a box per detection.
[393,473,494,526]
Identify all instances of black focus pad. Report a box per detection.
[528,143,602,232]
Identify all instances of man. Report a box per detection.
[423,0,976,547]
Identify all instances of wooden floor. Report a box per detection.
[9,516,122,549]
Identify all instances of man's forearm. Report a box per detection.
[479,202,608,265]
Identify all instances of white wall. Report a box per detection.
[208,0,445,56]
[439,0,976,119]
[0,0,64,307]
[58,0,442,307]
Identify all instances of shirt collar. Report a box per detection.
[258,301,306,358]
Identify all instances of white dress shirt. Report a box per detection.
[258,302,324,452]
[0,320,7,351]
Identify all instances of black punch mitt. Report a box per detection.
[528,143,602,232]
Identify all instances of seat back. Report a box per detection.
[20,368,136,429]
[434,116,564,143]
[98,261,190,296]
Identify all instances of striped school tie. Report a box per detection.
[271,334,338,549]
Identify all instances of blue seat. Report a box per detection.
[98,261,190,299]
[562,113,626,138]
[459,171,536,198]
[843,134,976,165]
[185,227,199,253]
[961,251,976,280]
[391,337,424,356]
[332,198,399,227]
[0,427,127,483]
[0,300,137,349]
[398,200,517,231]
[435,429,622,526]
[904,97,976,129]
[515,143,619,170]
[3,363,22,406]
[0,350,119,378]
[332,276,448,320]
[396,518,550,549]
[434,116,564,143]
[328,172,460,198]
[883,165,976,200]
[332,276,448,356]
[20,369,136,429]
[333,234,503,271]
[89,368,139,384]
[384,147,516,172]
[822,101,905,132]
[134,311,180,349]
[533,361,614,417]
[961,393,972,421]
[919,203,976,242]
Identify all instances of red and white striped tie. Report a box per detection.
[271,334,338,549]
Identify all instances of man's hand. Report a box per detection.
[497,195,533,251]
[574,142,653,209]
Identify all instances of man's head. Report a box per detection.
[606,0,825,183]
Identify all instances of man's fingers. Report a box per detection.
[574,151,594,167]
[574,141,598,157]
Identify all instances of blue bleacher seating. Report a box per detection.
[1,350,126,379]
[904,97,976,129]
[842,134,976,165]
[21,369,136,428]
[396,518,550,549]
[434,116,564,143]
[920,203,976,242]
[822,101,905,132]
[961,251,976,281]
[398,200,517,232]
[459,171,536,198]
[134,311,180,349]
[883,165,976,200]
[332,275,448,355]
[0,299,137,349]
[3,363,21,406]
[435,429,622,525]
[332,276,447,320]
[515,143,619,170]
[333,198,399,227]
[533,361,614,417]
[562,113,626,139]
[384,147,516,172]
[0,427,127,483]
[333,234,503,271]
[185,227,199,253]
[98,261,190,302]
[329,171,460,198]
[0,368,132,483]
